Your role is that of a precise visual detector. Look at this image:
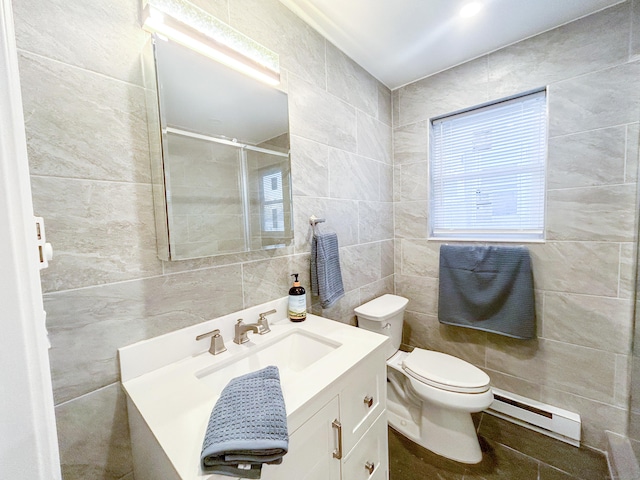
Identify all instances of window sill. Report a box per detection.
[427,236,545,244]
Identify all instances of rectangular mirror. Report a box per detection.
[145,35,293,261]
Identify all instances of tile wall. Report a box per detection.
[12,0,640,477]
[393,0,640,451]
[11,0,393,477]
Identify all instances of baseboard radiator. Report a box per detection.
[486,388,581,447]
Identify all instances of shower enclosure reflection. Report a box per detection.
[145,35,292,261]
[163,130,291,259]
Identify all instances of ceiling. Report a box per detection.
[279,0,626,89]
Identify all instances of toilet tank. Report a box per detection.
[354,294,408,359]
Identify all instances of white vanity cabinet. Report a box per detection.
[119,301,390,480]
[261,353,388,480]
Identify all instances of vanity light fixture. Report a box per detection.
[141,0,280,86]
[459,1,483,18]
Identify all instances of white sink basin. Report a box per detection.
[195,329,341,390]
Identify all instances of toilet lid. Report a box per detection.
[402,349,490,394]
[354,294,409,321]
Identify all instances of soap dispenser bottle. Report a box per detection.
[288,273,307,322]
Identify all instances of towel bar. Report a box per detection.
[309,215,326,226]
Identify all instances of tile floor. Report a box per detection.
[388,413,610,480]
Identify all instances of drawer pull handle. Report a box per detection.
[365,461,375,475]
[364,395,374,408]
[332,419,343,459]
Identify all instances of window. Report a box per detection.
[429,89,547,242]
[261,168,285,232]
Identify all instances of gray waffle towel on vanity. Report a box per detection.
[200,365,288,479]
[311,231,345,309]
[438,245,535,339]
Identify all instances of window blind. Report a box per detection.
[261,170,284,232]
[429,89,547,241]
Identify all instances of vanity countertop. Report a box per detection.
[119,298,388,480]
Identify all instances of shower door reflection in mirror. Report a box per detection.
[164,131,292,259]
[147,35,293,260]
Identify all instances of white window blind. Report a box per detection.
[430,89,547,241]
[261,170,284,232]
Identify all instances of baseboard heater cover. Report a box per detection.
[486,388,581,447]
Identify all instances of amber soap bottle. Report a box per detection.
[288,273,307,322]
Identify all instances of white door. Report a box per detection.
[261,397,342,480]
[0,0,61,478]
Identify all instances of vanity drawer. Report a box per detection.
[339,362,386,453]
[342,413,388,480]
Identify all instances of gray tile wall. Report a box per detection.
[393,0,640,451]
[14,0,640,475]
[11,0,393,477]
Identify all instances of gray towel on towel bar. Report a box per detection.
[438,245,535,339]
[311,230,345,308]
[200,366,288,478]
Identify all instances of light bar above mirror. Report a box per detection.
[141,0,280,86]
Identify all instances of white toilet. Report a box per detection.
[355,294,493,464]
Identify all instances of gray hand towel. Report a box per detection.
[311,230,345,308]
[438,245,536,339]
[200,366,288,478]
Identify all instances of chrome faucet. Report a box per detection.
[234,319,262,344]
[257,309,277,334]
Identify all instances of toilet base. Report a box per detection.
[420,401,483,464]
[387,384,484,464]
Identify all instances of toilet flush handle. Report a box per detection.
[382,323,391,330]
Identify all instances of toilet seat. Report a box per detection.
[402,349,490,394]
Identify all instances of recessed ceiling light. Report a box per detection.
[460,2,483,18]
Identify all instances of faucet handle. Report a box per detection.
[257,309,277,334]
[195,329,227,355]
